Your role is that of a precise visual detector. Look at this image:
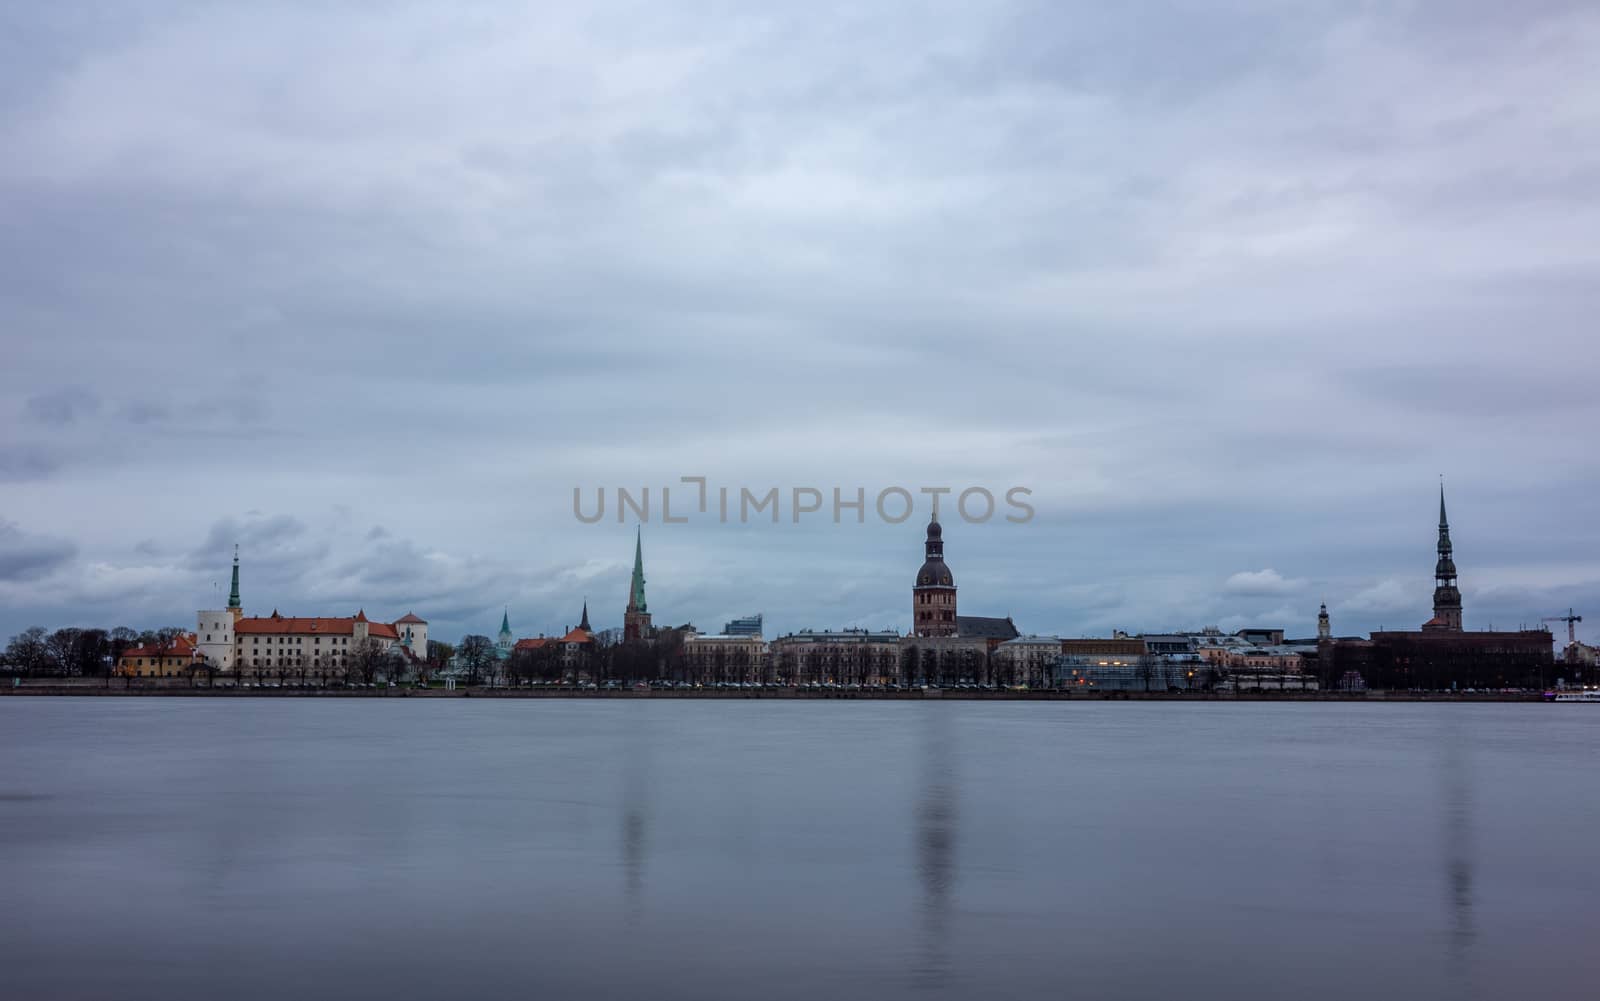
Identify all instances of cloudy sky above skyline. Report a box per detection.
[3,1,1599,647]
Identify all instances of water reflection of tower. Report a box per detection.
[621,716,650,923]
[1439,716,1476,983]
[913,708,957,990]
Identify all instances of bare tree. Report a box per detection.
[346,638,387,686]
[43,628,82,677]
[457,634,495,687]
[6,627,51,677]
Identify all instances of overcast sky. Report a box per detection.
[3,1,1598,647]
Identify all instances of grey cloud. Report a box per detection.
[0,1,1596,643]
[24,386,100,425]
[0,445,61,482]
[0,520,76,581]
[190,515,309,570]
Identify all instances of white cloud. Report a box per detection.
[1223,569,1306,597]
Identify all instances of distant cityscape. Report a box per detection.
[6,486,1591,695]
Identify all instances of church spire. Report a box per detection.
[622,530,653,642]
[628,527,647,613]
[579,599,591,633]
[500,607,511,636]
[227,544,241,611]
[1428,481,1463,631]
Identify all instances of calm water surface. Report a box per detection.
[2,698,1596,1000]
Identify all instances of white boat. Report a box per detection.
[1553,689,1600,702]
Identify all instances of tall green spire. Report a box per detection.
[629,528,647,613]
[227,544,241,609]
[500,608,511,636]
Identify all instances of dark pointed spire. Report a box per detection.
[227,544,241,610]
[1430,480,1462,631]
[579,598,591,633]
[1436,482,1456,576]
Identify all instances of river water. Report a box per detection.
[1,698,1595,1000]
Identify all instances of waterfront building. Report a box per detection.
[1317,487,1554,689]
[1140,634,1196,656]
[623,529,653,642]
[897,634,992,685]
[192,549,427,679]
[1051,654,1202,691]
[994,635,1063,686]
[681,632,770,683]
[195,546,245,670]
[1060,636,1147,658]
[115,634,198,677]
[560,601,597,669]
[724,614,764,638]
[770,628,901,685]
[233,609,426,680]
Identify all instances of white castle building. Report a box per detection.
[195,548,427,675]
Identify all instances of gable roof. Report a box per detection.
[957,615,1019,641]
[396,612,427,624]
[121,634,197,659]
[235,614,405,637]
[236,615,360,635]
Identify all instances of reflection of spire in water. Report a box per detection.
[1439,716,1476,987]
[621,718,650,924]
[913,708,957,991]
[622,806,645,915]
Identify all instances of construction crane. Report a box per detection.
[1542,608,1583,646]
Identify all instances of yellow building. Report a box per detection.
[116,634,199,677]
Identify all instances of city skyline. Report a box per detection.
[6,484,1590,651]
[3,2,1599,643]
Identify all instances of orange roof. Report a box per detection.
[396,612,427,624]
[514,637,554,651]
[234,612,413,637]
[236,615,359,635]
[121,634,197,659]
[560,627,594,644]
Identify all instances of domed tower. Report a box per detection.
[913,516,957,637]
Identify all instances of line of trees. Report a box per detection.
[2,625,190,679]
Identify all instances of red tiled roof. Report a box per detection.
[234,613,409,638]
[559,627,594,644]
[514,637,554,652]
[121,634,197,659]
[236,615,359,635]
[396,612,427,624]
